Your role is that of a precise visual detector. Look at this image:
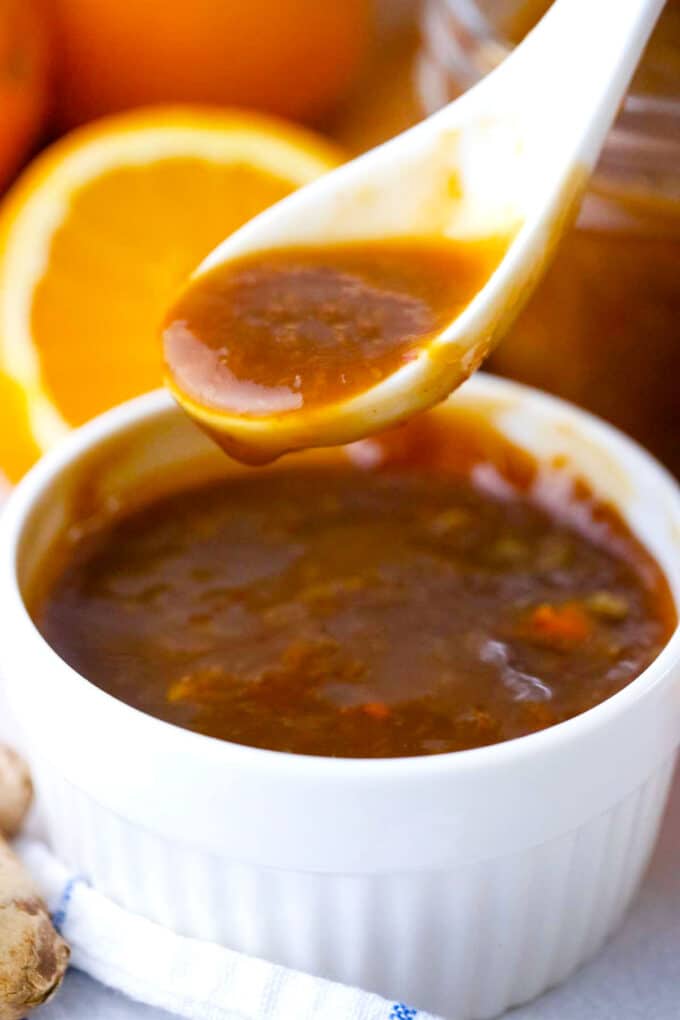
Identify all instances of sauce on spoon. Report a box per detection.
[162,238,507,460]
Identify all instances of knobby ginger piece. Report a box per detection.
[0,746,33,838]
[0,836,70,1019]
[0,746,68,1016]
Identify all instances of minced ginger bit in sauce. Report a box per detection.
[34,415,675,759]
[162,239,504,416]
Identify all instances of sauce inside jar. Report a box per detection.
[162,239,505,417]
[33,413,675,759]
[493,213,680,478]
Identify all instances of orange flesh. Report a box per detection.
[0,371,40,482]
[162,239,506,417]
[31,159,296,427]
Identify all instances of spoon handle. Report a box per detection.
[498,0,667,170]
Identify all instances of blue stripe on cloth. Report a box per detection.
[52,875,84,933]
[390,1005,418,1019]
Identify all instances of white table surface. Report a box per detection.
[34,761,680,1020]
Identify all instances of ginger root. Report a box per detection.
[0,839,70,1019]
[0,745,69,1017]
[0,746,33,839]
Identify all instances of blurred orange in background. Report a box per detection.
[0,0,50,191]
[48,0,370,129]
[0,107,341,481]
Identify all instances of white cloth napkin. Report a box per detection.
[17,839,438,1020]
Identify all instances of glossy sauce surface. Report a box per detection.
[162,240,503,416]
[34,415,675,758]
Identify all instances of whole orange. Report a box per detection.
[0,0,49,191]
[50,0,370,128]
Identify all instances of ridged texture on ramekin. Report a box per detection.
[33,754,676,1019]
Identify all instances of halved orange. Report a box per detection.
[0,106,342,480]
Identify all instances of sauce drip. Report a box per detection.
[162,239,504,418]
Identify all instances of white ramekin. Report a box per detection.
[1,375,679,1019]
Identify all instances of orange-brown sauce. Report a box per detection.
[33,414,675,759]
[162,239,504,416]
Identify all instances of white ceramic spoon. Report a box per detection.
[165,0,665,461]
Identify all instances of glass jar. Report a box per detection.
[418,0,680,477]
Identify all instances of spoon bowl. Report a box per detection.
[164,0,665,462]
